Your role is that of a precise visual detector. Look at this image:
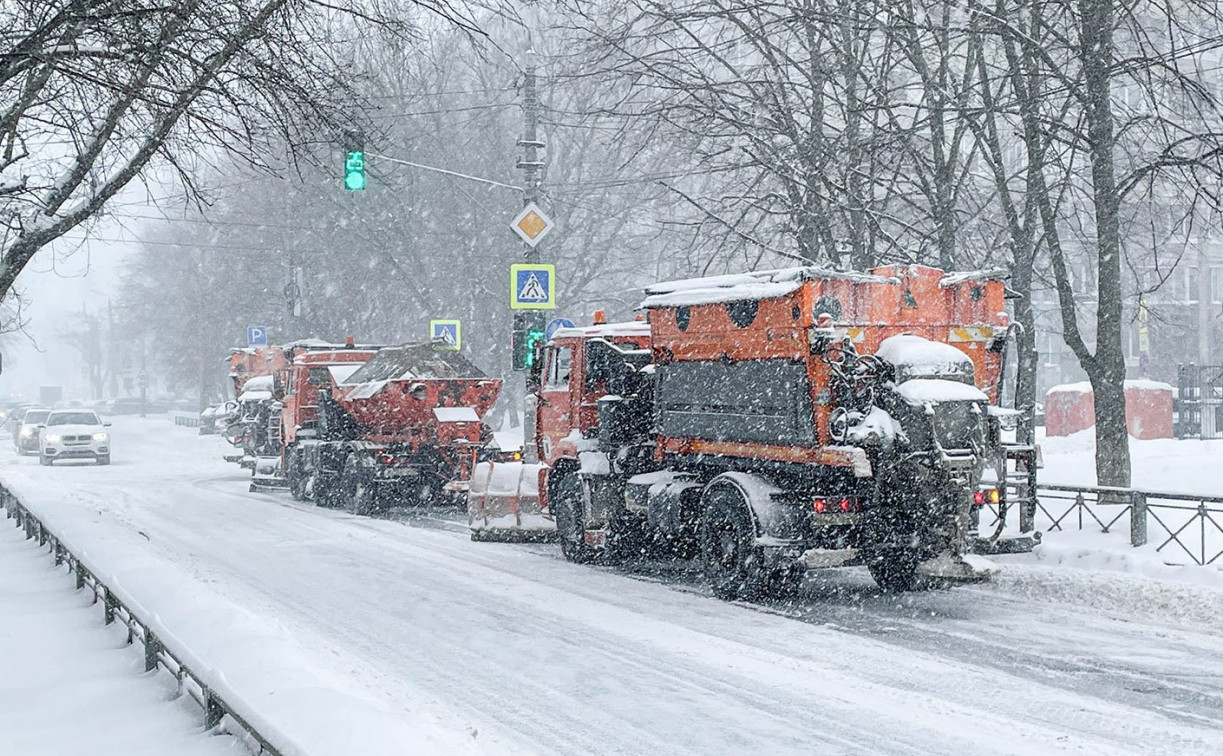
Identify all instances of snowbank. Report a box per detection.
[0,526,240,756]
[0,477,493,756]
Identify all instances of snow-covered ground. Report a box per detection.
[2,418,1223,755]
[0,521,243,756]
[1040,429,1223,494]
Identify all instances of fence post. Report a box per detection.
[1019,449,1037,533]
[103,591,116,625]
[75,559,85,590]
[144,631,160,672]
[204,691,225,730]
[1130,491,1148,547]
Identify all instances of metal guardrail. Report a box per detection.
[0,485,287,756]
[987,483,1223,566]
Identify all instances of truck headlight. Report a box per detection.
[93,433,109,441]
[44,433,61,443]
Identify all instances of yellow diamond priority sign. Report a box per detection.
[510,202,554,247]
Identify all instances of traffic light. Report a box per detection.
[512,326,545,371]
[341,129,365,191]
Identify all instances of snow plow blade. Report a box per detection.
[249,456,288,492]
[970,531,1042,555]
[467,461,555,542]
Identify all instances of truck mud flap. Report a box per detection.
[467,461,554,541]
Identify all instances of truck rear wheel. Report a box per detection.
[867,549,921,593]
[552,474,598,564]
[701,481,768,601]
[342,455,380,516]
[287,448,308,502]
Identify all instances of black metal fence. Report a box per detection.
[0,485,289,756]
[984,483,1223,566]
[1175,364,1223,439]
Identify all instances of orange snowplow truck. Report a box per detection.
[281,342,502,513]
[469,264,1039,598]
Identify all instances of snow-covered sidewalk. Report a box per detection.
[0,522,241,756]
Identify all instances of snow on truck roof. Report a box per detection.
[641,266,893,308]
[343,342,489,384]
[875,335,973,374]
[242,375,274,392]
[640,265,1006,308]
[550,322,651,341]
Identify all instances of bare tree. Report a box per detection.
[0,0,474,302]
[974,0,1223,485]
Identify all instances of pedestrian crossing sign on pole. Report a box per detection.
[430,319,462,350]
[510,263,556,310]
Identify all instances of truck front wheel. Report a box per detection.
[552,474,598,564]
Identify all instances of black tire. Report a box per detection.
[342,455,379,516]
[287,448,308,502]
[700,479,802,601]
[701,481,765,600]
[313,473,341,509]
[39,454,51,466]
[867,549,921,593]
[552,474,599,564]
[96,455,110,466]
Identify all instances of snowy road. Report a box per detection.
[3,418,1222,755]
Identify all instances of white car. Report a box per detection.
[38,410,111,466]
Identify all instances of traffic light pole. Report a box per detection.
[513,47,547,376]
[516,46,546,457]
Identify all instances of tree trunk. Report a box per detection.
[1080,0,1131,487]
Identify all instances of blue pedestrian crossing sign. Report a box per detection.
[510,263,556,310]
[430,319,462,351]
[247,326,268,346]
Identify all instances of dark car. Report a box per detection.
[104,397,168,415]
[14,407,51,454]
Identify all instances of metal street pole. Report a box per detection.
[516,45,546,459]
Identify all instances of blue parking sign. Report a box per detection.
[430,319,461,351]
[247,326,268,346]
[510,264,556,310]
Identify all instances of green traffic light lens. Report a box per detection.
[344,150,366,191]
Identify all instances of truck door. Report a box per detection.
[537,344,575,463]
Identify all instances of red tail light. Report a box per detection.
[813,497,857,514]
[973,488,1001,507]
